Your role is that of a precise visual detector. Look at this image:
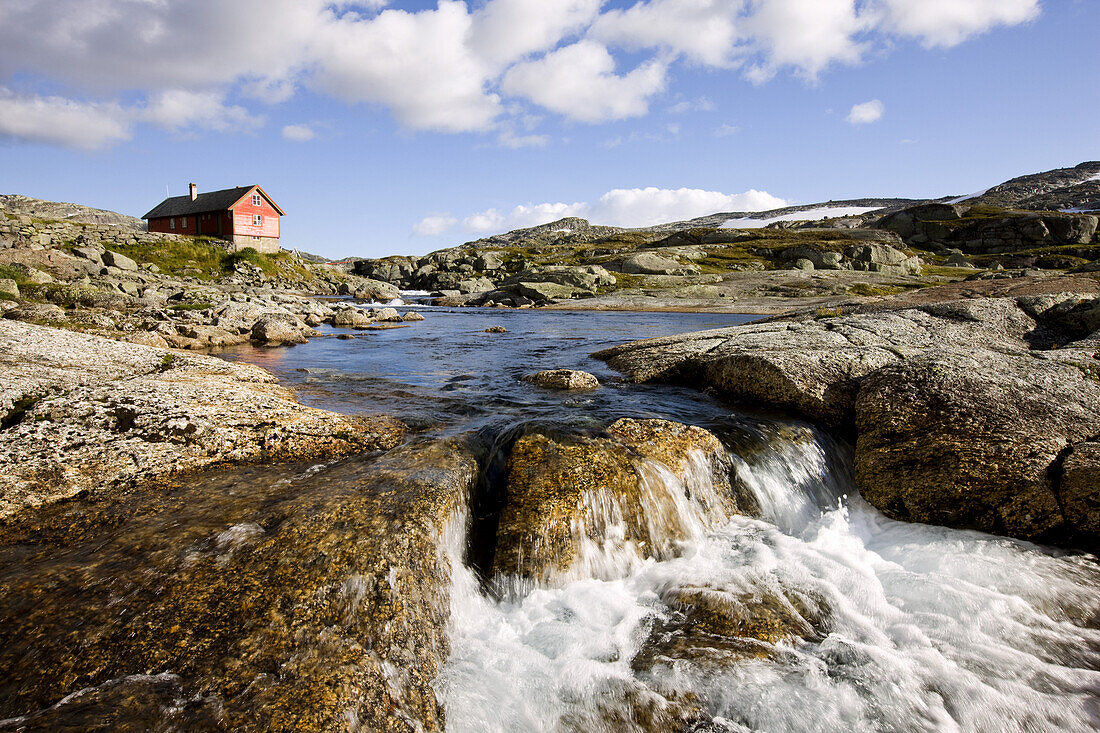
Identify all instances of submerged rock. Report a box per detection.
[0,439,478,731]
[522,368,600,390]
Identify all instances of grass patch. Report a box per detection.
[848,283,907,297]
[157,353,177,372]
[0,264,30,284]
[105,237,231,280]
[0,291,17,301]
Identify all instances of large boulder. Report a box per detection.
[502,265,615,293]
[854,348,1100,542]
[250,313,316,345]
[491,419,740,584]
[621,253,697,275]
[0,439,473,731]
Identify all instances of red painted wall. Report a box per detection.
[230,191,281,238]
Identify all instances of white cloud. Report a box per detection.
[0,88,131,150]
[497,129,550,148]
[311,1,500,133]
[742,0,872,82]
[470,0,603,67]
[0,0,1044,147]
[591,186,786,226]
[846,98,884,124]
[143,90,262,132]
[502,41,667,123]
[427,185,786,235]
[878,0,1040,47]
[282,123,316,141]
[668,96,715,114]
[590,0,745,67]
[413,214,459,236]
[713,122,740,137]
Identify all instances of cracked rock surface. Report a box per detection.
[0,320,405,520]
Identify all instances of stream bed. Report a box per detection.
[1,307,1097,732]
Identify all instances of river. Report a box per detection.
[224,306,1100,732]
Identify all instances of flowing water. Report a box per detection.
[4,306,1098,731]
[223,305,1100,732]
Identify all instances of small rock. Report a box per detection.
[522,369,599,390]
[102,250,139,271]
[402,312,425,321]
[483,326,508,333]
[0,279,18,297]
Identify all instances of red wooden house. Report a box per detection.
[143,183,284,253]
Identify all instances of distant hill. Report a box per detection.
[453,161,1100,249]
[0,194,145,230]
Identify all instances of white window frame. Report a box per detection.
[180,216,187,228]
[252,193,262,206]
[169,218,175,229]
[253,214,262,226]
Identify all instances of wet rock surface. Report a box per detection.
[0,320,405,519]
[490,419,741,584]
[598,295,1100,547]
[0,439,478,732]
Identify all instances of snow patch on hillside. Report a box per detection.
[720,206,882,229]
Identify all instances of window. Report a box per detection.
[253,214,262,226]
[253,236,260,241]
[252,193,262,206]
[169,218,175,229]
[180,217,187,228]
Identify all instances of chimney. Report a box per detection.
[189,182,197,201]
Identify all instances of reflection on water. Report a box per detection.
[221,307,759,433]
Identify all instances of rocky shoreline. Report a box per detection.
[597,292,1100,549]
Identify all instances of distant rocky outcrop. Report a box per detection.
[963,161,1100,211]
[597,295,1100,548]
[0,194,146,230]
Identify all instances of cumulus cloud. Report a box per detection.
[742,0,872,82]
[470,0,603,68]
[143,90,262,132]
[502,41,667,123]
[591,186,786,226]
[282,123,316,141]
[0,88,131,150]
[846,98,884,124]
[878,0,1040,47]
[416,185,786,235]
[0,0,1044,147]
[590,0,744,67]
[413,214,459,236]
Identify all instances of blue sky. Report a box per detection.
[0,0,1097,259]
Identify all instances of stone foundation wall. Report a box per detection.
[0,215,236,253]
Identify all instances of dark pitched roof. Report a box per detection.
[142,185,284,219]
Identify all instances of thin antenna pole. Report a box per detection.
[166,185,170,198]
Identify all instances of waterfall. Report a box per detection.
[436,418,1100,732]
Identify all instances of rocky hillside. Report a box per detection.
[348,161,1099,310]
[0,194,146,230]
[964,161,1100,210]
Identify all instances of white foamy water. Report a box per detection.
[436,427,1100,732]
